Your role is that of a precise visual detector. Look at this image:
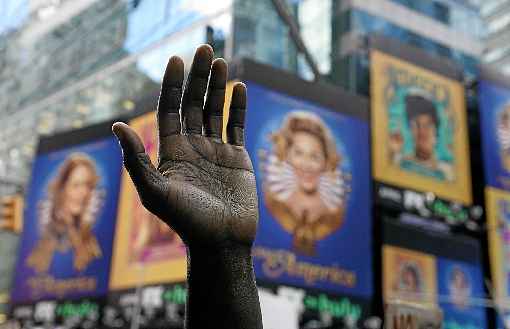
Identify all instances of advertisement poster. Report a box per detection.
[245,82,372,297]
[383,245,437,305]
[258,284,372,329]
[102,282,372,329]
[11,136,122,303]
[479,80,510,191]
[104,283,187,328]
[384,301,442,329]
[110,112,186,291]
[10,298,104,328]
[486,187,510,307]
[437,258,487,329]
[371,50,471,204]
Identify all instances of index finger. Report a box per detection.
[157,56,184,137]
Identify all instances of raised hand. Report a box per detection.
[112,45,262,329]
[112,45,258,249]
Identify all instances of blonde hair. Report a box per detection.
[271,111,340,171]
[49,153,99,222]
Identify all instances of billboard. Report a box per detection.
[258,284,372,329]
[383,245,437,305]
[479,73,510,328]
[382,246,487,329]
[486,187,510,307]
[10,298,104,328]
[11,125,122,303]
[382,218,487,329]
[479,79,510,191]
[384,301,442,329]
[371,49,471,204]
[109,112,186,291]
[246,82,372,297]
[102,282,373,329]
[437,257,486,329]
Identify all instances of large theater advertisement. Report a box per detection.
[383,245,437,305]
[437,258,486,329]
[109,112,186,290]
[486,187,510,311]
[11,126,122,303]
[246,82,372,297]
[371,49,471,204]
[480,79,510,191]
[480,73,510,328]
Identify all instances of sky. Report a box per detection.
[0,0,28,36]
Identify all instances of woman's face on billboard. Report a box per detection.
[287,131,326,193]
[63,164,93,216]
[452,270,467,290]
[402,268,418,292]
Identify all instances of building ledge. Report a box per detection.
[342,0,483,58]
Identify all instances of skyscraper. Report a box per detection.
[483,0,510,75]
[333,0,484,93]
[231,0,484,93]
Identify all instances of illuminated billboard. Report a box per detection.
[109,112,186,291]
[486,187,510,312]
[11,123,123,303]
[371,49,471,204]
[383,245,437,305]
[382,218,487,329]
[479,71,510,328]
[245,81,372,297]
[479,78,510,191]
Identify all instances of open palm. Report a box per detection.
[112,45,258,248]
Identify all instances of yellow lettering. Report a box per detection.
[27,275,97,298]
[252,247,357,288]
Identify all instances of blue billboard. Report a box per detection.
[11,136,122,303]
[246,82,372,297]
[437,258,487,329]
[479,80,510,191]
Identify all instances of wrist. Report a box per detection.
[187,240,253,264]
[185,240,261,329]
[187,241,255,288]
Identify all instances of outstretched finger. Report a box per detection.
[157,56,184,138]
[204,58,227,140]
[181,44,213,135]
[226,82,247,146]
[112,122,166,202]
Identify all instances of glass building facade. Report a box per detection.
[230,0,483,93]
[335,0,482,90]
[483,0,510,75]
[0,0,233,192]
[332,6,480,94]
[0,0,485,193]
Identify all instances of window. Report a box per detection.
[487,13,510,34]
[482,0,507,16]
[485,46,510,62]
[348,10,478,79]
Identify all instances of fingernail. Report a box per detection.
[112,123,123,140]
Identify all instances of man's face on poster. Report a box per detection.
[410,113,437,161]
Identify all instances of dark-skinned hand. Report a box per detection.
[112,44,262,329]
[112,45,257,249]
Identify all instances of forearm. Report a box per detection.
[186,243,262,329]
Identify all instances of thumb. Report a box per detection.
[112,122,145,156]
[112,122,166,205]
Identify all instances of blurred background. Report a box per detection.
[0,0,509,328]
